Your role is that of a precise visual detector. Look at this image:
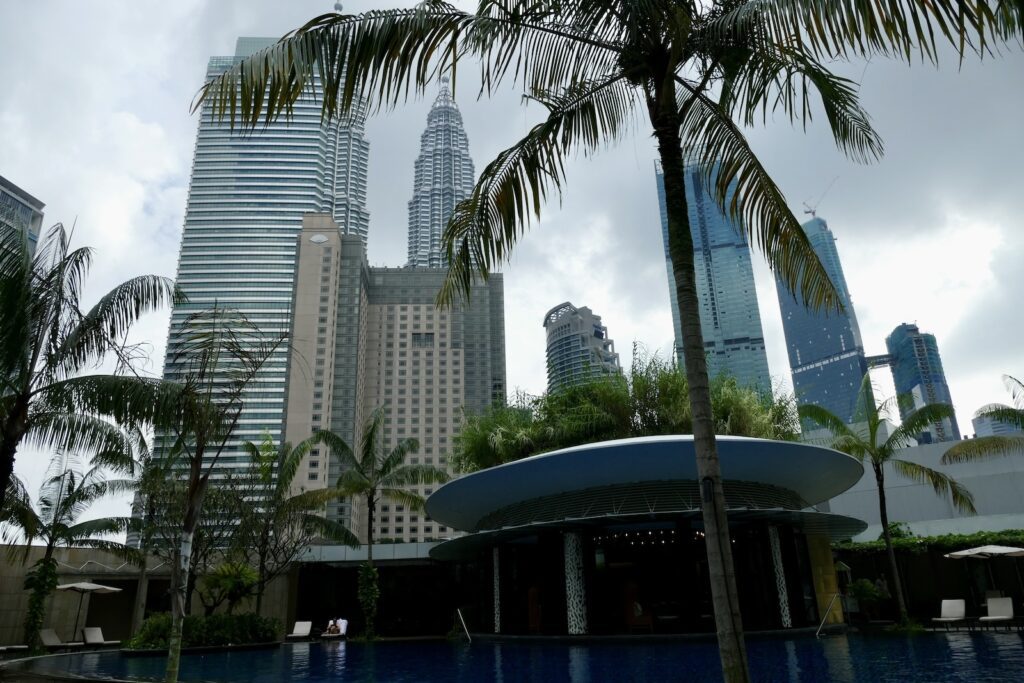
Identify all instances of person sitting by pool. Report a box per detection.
[325,620,340,635]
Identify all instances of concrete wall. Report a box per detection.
[826,440,1024,540]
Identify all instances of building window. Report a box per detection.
[411,332,434,348]
[308,473,319,481]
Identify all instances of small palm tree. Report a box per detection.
[4,452,137,651]
[319,408,449,638]
[0,222,179,513]
[800,376,975,623]
[236,433,360,614]
[943,375,1024,463]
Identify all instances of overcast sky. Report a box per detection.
[2,1,1022,518]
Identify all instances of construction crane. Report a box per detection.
[802,176,839,218]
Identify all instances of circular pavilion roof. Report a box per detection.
[426,435,863,533]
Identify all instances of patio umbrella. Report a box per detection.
[56,582,122,642]
[944,546,1024,596]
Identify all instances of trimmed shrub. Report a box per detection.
[127,612,280,650]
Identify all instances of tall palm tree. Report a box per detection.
[236,432,360,614]
[943,374,1024,463]
[0,222,180,513]
[4,452,137,651]
[800,376,976,623]
[319,408,450,568]
[319,408,448,637]
[197,2,1020,678]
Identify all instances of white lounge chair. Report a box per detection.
[82,627,121,647]
[978,597,1014,629]
[39,629,83,650]
[322,618,348,640]
[932,600,967,630]
[286,621,313,640]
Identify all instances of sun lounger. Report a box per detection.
[82,627,121,647]
[932,599,967,630]
[0,645,29,655]
[39,629,83,650]
[286,621,313,640]
[978,597,1014,629]
[321,618,348,639]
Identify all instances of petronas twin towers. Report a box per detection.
[406,78,476,268]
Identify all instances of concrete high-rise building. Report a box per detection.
[775,217,868,423]
[0,175,44,255]
[543,302,620,392]
[655,162,771,392]
[161,38,371,479]
[407,78,475,268]
[972,405,1023,437]
[285,215,506,540]
[885,323,961,443]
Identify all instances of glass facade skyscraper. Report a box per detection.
[407,78,475,267]
[776,217,868,423]
[161,37,371,476]
[543,302,620,392]
[655,162,771,392]
[886,323,961,443]
[0,174,43,255]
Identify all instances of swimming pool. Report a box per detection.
[9,632,1024,682]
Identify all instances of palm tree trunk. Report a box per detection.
[0,400,29,513]
[131,555,150,635]
[164,529,193,683]
[652,95,749,682]
[366,494,375,567]
[874,464,908,622]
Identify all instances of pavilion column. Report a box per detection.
[769,526,792,628]
[492,546,501,634]
[563,532,588,635]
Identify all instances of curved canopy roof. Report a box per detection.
[426,435,863,532]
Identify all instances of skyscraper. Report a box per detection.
[543,302,620,392]
[776,216,868,423]
[285,215,506,538]
[0,174,43,255]
[162,38,371,478]
[655,162,771,392]
[407,78,475,268]
[885,323,961,443]
[972,405,1023,437]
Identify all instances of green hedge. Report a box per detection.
[835,529,1024,555]
[126,613,281,650]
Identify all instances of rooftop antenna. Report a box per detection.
[803,175,839,218]
[334,2,343,12]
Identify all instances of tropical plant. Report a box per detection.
[800,376,976,623]
[943,374,1024,463]
[453,353,800,472]
[126,612,281,650]
[234,432,360,614]
[198,562,259,616]
[319,407,449,637]
[0,222,179,513]
[197,2,1021,677]
[4,453,138,651]
[151,307,286,683]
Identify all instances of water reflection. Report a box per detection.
[568,644,589,683]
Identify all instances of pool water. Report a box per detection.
[12,632,1024,682]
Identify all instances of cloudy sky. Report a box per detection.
[2,1,1022,516]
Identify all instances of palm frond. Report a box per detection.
[1004,375,1024,409]
[378,487,428,512]
[336,468,371,497]
[942,435,1024,463]
[889,458,977,514]
[884,402,956,451]
[675,82,841,313]
[300,512,361,548]
[379,437,421,478]
[438,75,635,305]
[380,464,450,490]
[717,0,1022,64]
[315,429,359,470]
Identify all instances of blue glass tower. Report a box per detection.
[886,323,961,443]
[775,217,868,423]
[656,162,771,392]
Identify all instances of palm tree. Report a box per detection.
[197,2,1020,677]
[4,452,137,651]
[799,376,976,623]
[235,432,360,614]
[0,222,179,513]
[153,307,286,683]
[943,375,1024,463]
[319,408,449,637]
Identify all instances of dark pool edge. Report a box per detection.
[469,624,848,643]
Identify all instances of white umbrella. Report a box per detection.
[944,545,1024,559]
[56,582,123,642]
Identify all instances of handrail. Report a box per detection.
[456,608,472,644]
[816,592,841,638]
[56,559,168,573]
